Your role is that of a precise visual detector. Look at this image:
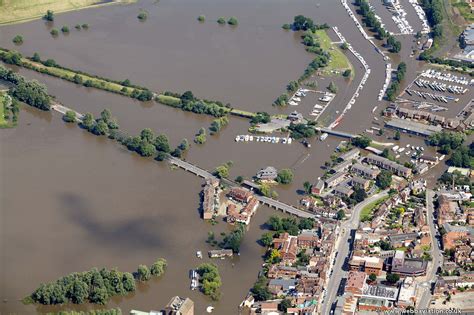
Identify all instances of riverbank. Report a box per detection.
[0,0,136,25]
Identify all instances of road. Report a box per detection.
[417,189,443,309]
[320,189,389,315]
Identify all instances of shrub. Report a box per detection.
[137,11,148,21]
[217,17,226,24]
[227,17,238,26]
[61,26,70,33]
[198,15,206,22]
[50,29,59,36]
[12,35,24,45]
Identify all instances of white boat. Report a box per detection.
[320,133,328,141]
[235,136,240,142]
[398,148,405,153]
[292,97,302,102]
[313,104,323,109]
[289,101,299,106]
[206,306,215,313]
[196,251,203,259]
[392,145,399,152]
[288,138,293,144]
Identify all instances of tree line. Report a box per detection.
[0,64,51,110]
[157,91,230,117]
[386,62,406,101]
[28,259,167,306]
[428,131,473,168]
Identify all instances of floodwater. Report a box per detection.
[0,0,449,313]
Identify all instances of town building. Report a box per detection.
[288,111,304,123]
[256,166,278,181]
[334,184,354,198]
[442,223,474,250]
[340,148,360,161]
[163,296,194,315]
[325,172,347,188]
[345,271,367,295]
[228,187,252,203]
[385,118,443,137]
[388,233,418,248]
[202,178,219,220]
[268,279,297,295]
[390,250,427,277]
[311,179,325,195]
[350,176,370,191]
[351,163,380,179]
[273,232,298,264]
[365,154,412,177]
[349,255,384,276]
[332,160,353,173]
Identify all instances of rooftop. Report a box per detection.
[385,118,443,137]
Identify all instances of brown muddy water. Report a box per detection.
[0,0,445,313]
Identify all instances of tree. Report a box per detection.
[386,273,400,284]
[50,29,59,36]
[340,42,349,50]
[32,52,41,62]
[198,15,206,22]
[138,141,156,157]
[178,138,189,151]
[140,128,155,143]
[336,209,346,220]
[369,273,377,282]
[43,10,54,21]
[303,181,312,194]
[150,259,167,277]
[81,23,89,29]
[44,59,56,67]
[82,113,95,130]
[154,134,170,153]
[381,148,390,158]
[122,272,136,292]
[92,120,109,135]
[376,170,392,189]
[75,24,81,30]
[136,265,151,281]
[279,299,292,312]
[260,232,274,247]
[353,187,367,203]
[276,169,294,184]
[251,276,272,301]
[69,279,89,304]
[137,11,148,21]
[12,35,24,45]
[327,81,338,93]
[227,17,238,26]
[61,26,70,33]
[73,74,83,84]
[63,110,76,123]
[217,17,226,24]
[282,23,291,30]
[394,130,401,140]
[292,15,314,31]
[351,135,371,148]
[343,69,351,77]
[298,218,314,230]
[235,175,243,183]
[171,147,182,158]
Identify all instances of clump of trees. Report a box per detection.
[273,94,289,106]
[156,91,230,117]
[327,81,338,93]
[1,50,22,66]
[196,263,221,300]
[63,110,77,123]
[209,116,229,134]
[266,215,314,236]
[354,0,389,40]
[137,10,148,21]
[194,127,207,144]
[276,169,294,184]
[81,109,119,137]
[250,112,270,125]
[227,17,238,26]
[288,123,316,139]
[251,276,272,301]
[43,10,54,22]
[351,135,372,148]
[11,78,51,111]
[386,35,401,53]
[214,160,233,178]
[28,260,164,306]
[220,223,245,253]
[217,17,226,24]
[386,62,406,101]
[376,170,392,189]
[428,131,465,154]
[12,35,23,45]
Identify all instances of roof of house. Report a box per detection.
[325,172,346,184]
[347,271,367,289]
[340,148,360,161]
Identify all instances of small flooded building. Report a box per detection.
[256,166,278,181]
[208,249,233,258]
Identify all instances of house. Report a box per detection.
[260,302,279,314]
[208,249,233,258]
[268,279,297,295]
[340,148,360,161]
[442,223,474,250]
[388,233,418,248]
[351,163,380,179]
[419,155,439,165]
[334,184,354,198]
[350,176,370,190]
[297,230,319,248]
[273,232,298,264]
[415,163,429,175]
[332,160,353,173]
[202,179,219,220]
[163,296,194,315]
[365,154,412,177]
[256,166,278,181]
[311,180,325,195]
[227,187,252,203]
[345,271,367,295]
[349,255,383,276]
[325,172,347,188]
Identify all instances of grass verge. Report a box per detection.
[360,195,390,222]
[313,29,352,75]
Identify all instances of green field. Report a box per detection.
[313,29,352,74]
[360,195,390,222]
[0,0,135,25]
[451,0,474,22]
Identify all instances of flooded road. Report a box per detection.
[0,0,445,313]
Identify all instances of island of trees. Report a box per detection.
[196,263,222,300]
[27,259,167,305]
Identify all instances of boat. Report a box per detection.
[289,101,299,106]
[392,145,399,152]
[320,133,328,141]
[292,97,302,102]
[206,306,215,313]
[196,251,203,259]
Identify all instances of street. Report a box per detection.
[320,189,389,314]
[417,189,443,310]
